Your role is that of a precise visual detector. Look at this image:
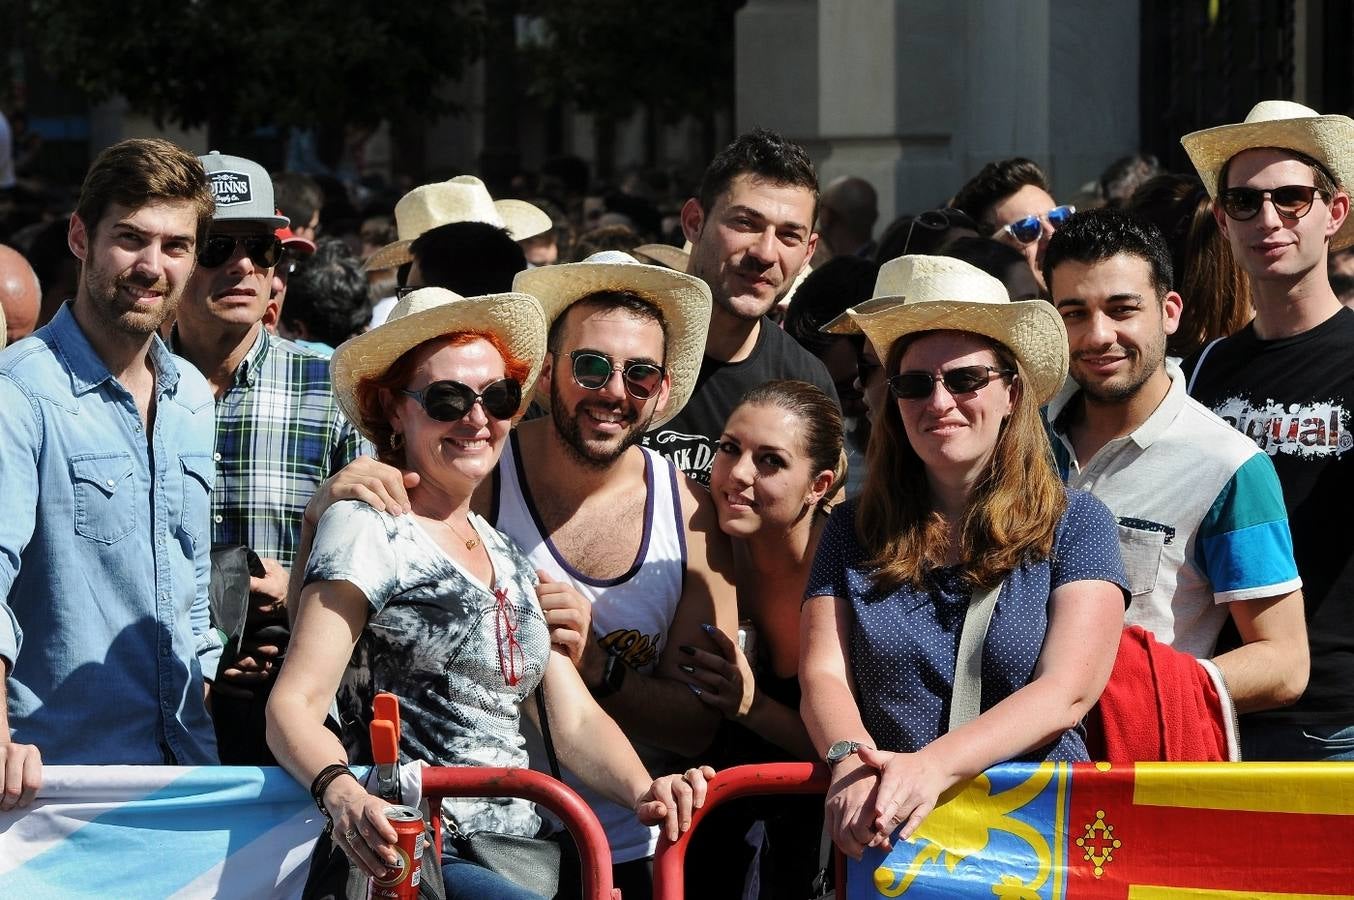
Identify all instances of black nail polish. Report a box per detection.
[679,645,696,655]
[679,663,695,673]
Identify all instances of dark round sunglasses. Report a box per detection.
[401,378,522,421]
[569,350,665,400]
[1001,205,1076,245]
[888,365,1016,400]
[197,234,284,269]
[1218,185,1326,222]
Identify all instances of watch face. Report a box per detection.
[827,740,859,763]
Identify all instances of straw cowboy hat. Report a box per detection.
[513,250,713,428]
[366,176,554,271]
[1181,100,1354,250]
[330,287,548,442]
[823,254,1068,404]
[632,242,691,272]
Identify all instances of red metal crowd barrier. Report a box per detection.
[421,765,620,900]
[652,762,839,899]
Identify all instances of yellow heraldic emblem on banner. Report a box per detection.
[872,763,1062,899]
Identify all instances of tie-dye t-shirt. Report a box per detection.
[306,500,550,837]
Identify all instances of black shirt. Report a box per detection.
[1185,307,1354,724]
[643,317,840,485]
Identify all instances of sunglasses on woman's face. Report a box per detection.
[1218,185,1326,222]
[569,350,665,400]
[401,378,522,421]
[888,365,1016,400]
[197,234,284,269]
[1000,205,1076,245]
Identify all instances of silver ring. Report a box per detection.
[344,828,358,841]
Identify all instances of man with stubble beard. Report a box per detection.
[486,251,737,894]
[0,140,222,803]
[643,129,839,485]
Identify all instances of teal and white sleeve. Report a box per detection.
[1195,453,1302,603]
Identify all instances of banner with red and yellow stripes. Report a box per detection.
[850,762,1354,899]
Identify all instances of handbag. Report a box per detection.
[443,685,563,897]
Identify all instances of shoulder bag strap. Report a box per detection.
[535,683,562,780]
[948,579,1005,732]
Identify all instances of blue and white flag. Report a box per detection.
[0,765,334,898]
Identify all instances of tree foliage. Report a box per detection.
[16,0,487,137]
[518,0,739,124]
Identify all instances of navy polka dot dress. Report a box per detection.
[805,489,1128,761]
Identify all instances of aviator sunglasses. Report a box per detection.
[888,365,1016,400]
[197,234,285,269]
[569,350,665,400]
[1000,205,1076,244]
[401,378,522,421]
[1218,185,1327,222]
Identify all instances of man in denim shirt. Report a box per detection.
[0,139,221,806]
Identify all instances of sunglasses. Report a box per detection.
[888,365,1016,400]
[901,207,979,256]
[401,378,522,421]
[569,350,665,400]
[1000,205,1076,244]
[197,234,284,269]
[493,587,525,687]
[1218,185,1326,222]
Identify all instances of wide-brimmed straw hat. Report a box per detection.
[823,254,1068,404]
[512,250,712,428]
[1181,100,1354,250]
[331,287,548,441]
[632,242,691,272]
[366,176,554,271]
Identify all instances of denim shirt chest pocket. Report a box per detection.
[178,453,214,548]
[70,452,137,544]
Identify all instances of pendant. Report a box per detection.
[464,536,479,551]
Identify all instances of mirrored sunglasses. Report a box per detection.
[401,378,522,421]
[197,234,284,269]
[1218,185,1325,222]
[569,350,665,400]
[1001,205,1076,245]
[888,365,1016,400]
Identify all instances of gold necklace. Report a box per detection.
[444,516,480,551]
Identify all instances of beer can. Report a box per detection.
[737,620,758,669]
[368,804,424,900]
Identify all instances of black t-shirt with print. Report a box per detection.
[1185,306,1354,723]
[642,317,839,486]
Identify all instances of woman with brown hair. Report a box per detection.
[1129,173,1253,357]
[679,379,844,898]
[800,256,1128,860]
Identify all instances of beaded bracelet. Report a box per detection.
[309,763,357,825]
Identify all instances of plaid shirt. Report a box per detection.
[175,328,369,568]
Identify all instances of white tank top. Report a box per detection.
[493,431,687,862]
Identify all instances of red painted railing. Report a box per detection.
[651,762,838,899]
[422,766,620,900]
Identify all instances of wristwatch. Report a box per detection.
[590,653,627,699]
[825,739,865,766]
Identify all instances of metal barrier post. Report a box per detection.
[421,766,620,900]
[651,762,836,899]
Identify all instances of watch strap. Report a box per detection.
[590,653,627,699]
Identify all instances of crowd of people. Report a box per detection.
[0,96,1350,899]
